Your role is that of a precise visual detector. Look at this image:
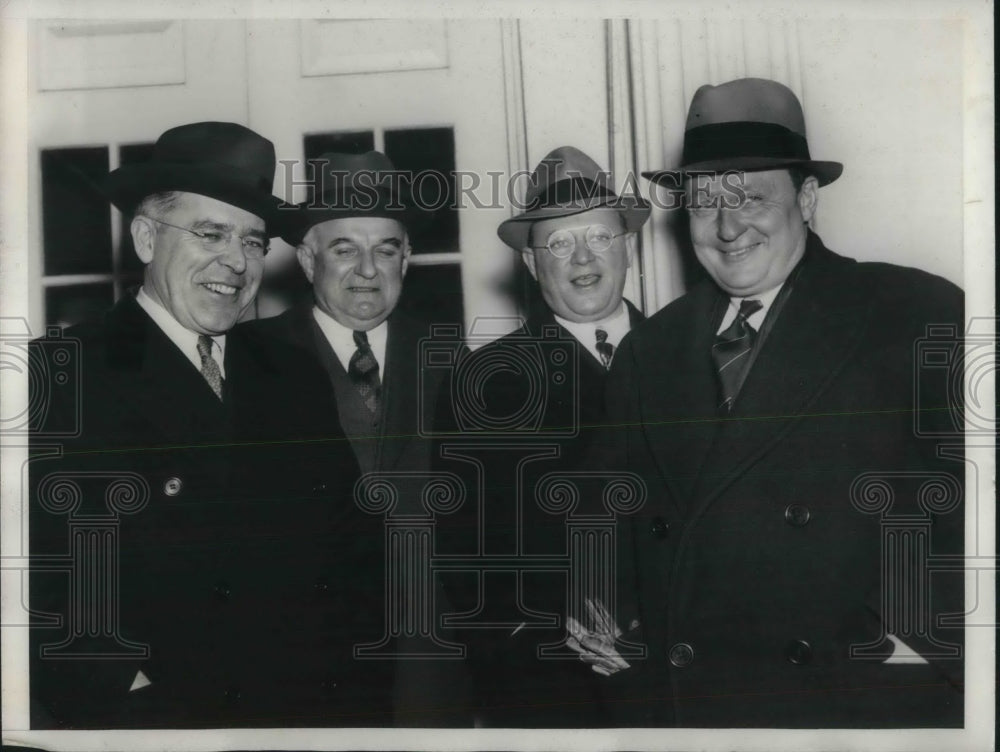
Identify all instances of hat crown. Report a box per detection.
[686,78,807,135]
[153,121,276,190]
[524,146,611,205]
[307,150,399,198]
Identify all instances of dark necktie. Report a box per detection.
[595,328,614,370]
[349,330,382,413]
[711,299,763,411]
[196,334,224,401]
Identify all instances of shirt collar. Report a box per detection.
[554,300,631,365]
[312,306,389,373]
[135,286,227,377]
[719,282,784,333]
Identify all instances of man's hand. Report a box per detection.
[566,598,631,676]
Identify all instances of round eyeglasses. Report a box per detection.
[530,224,627,259]
[142,217,270,258]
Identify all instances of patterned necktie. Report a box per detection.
[595,328,614,370]
[196,334,224,401]
[711,299,763,412]
[348,330,382,413]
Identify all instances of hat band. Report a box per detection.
[527,177,617,211]
[304,183,408,212]
[682,122,811,166]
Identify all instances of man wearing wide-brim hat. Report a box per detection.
[29,122,383,728]
[435,146,650,727]
[247,150,473,726]
[570,78,965,728]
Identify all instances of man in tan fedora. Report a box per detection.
[435,146,650,727]
[570,78,965,728]
[28,122,380,728]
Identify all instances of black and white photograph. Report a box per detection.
[0,1,994,750]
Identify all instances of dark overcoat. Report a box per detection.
[600,233,965,727]
[435,301,646,727]
[29,294,391,728]
[245,304,473,726]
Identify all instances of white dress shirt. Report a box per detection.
[555,301,631,367]
[716,283,784,335]
[136,287,226,377]
[312,306,389,375]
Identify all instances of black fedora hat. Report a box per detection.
[498,146,650,250]
[103,121,283,230]
[643,78,843,187]
[278,150,427,246]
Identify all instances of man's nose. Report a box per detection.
[570,235,596,264]
[218,237,248,273]
[355,249,377,278]
[716,208,746,242]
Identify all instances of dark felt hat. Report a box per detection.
[498,146,650,251]
[642,78,843,187]
[277,150,426,246]
[102,121,283,229]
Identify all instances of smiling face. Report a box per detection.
[297,216,410,331]
[131,192,266,335]
[521,207,636,323]
[685,169,818,297]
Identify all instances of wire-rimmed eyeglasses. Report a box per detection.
[529,224,627,259]
[141,216,270,258]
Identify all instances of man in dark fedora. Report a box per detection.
[435,146,650,727]
[247,150,472,726]
[29,122,388,728]
[569,78,965,727]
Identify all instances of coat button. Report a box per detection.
[224,686,241,702]
[668,642,694,667]
[650,517,670,539]
[784,504,811,527]
[314,577,329,593]
[785,639,813,665]
[312,483,328,493]
[163,477,182,496]
[321,677,338,694]
[213,581,231,602]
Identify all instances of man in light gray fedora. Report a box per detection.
[570,78,965,729]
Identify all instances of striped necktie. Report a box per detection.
[711,299,763,412]
[348,330,382,413]
[196,334,224,401]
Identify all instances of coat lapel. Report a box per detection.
[689,237,871,510]
[379,314,423,472]
[637,283,726,507]
[106,296,229,449]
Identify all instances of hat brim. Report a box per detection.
[104,163,285,235]
[642,158,843,189]
[498,195,651,250]
[277,203,430,247]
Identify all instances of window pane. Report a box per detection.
[41,146,111,275]
[384,127,458,255]
[45,283,114,329]
[117,143,157,276]
[398,262,463,330]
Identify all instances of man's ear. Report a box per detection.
[624,232,638,269]
[521,248,538,280]
[797,175,819,224]
[296,244,316,284]
[131,216,157,265]
[401,236,412,278]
